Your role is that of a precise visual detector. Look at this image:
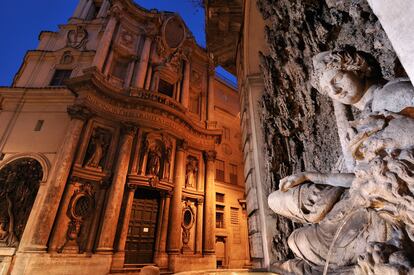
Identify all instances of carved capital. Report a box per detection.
[203,150,217,162]
[197,198,204,205]
[176,139,188,152]
[108,5,123,19]
[121,124,137,137]
[127,183,137,191]
[67,105,91,121]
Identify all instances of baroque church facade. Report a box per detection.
[0,0,249,274]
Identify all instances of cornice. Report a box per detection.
[66,67,222,149]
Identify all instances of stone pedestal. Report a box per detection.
[96,126,136,254]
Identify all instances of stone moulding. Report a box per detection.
[66,67,222,149]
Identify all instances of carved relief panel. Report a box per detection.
[57,178,101,254]
[0,158,42,248]
[181,200,196,252]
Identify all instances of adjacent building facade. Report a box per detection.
[0,0,249,274]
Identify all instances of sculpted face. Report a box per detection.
[320,69,365,105]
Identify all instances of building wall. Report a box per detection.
[0,0,249,274]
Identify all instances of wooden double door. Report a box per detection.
[125,188,160,264]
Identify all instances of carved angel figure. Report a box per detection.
[147,144,162,177]
[185,157,198,188]
[269,49,414,274]
[85,130,109,169]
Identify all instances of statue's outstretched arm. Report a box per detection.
[279,172,355,192]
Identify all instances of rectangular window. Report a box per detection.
[34,120,44,131]
[111,58,130,80]
[50,70,72,86]
[216,193,225,203]
[229,164,238,185]
[215,160,225,182]
[223,127,230,140]
[216,204,225,228]
[158,79,174,97]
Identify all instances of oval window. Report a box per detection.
[183,209,193,227]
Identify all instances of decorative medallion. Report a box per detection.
[163,16,186,50]
[181,201,196,251]
[67,26,88,49]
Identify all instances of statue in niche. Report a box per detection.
[162,136,172,180]
[185,156,198,188]
[268,49,414,275]
[0,158,42,248]
[146,143,162,177]
[84,128,110,169]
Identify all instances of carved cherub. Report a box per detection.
[269,49,414,275]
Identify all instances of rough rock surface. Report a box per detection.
[256,0,404,263]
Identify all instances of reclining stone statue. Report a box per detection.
[268,49,414,274]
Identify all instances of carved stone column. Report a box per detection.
[150,67,160,92]
[112,184,136,269]
[167,140,187,254]
[207,59,216,123]
[181,61,190,108]
[92,12,119,71]
[80,0,93,19]
[18,105,90,252]
[85,181,109,252]
[154,192,171,267]
[133,36,152,89]
[195,198,204,254]
[203,150,216,255]
[73,0,88,18]
[96,125,136,254]
[97,0,110,18]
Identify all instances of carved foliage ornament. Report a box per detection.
[58,183,95,253]
[0,158,42,247]
[181,201,195,248]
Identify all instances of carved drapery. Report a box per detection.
[185,156,198,188]
[84,127,111,170]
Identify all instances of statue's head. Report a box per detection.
[312,50,381,105]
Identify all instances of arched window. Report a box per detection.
[0,158,43,247]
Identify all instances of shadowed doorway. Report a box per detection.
[125,188,160,264]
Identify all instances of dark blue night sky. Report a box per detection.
[0,0,235,86]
